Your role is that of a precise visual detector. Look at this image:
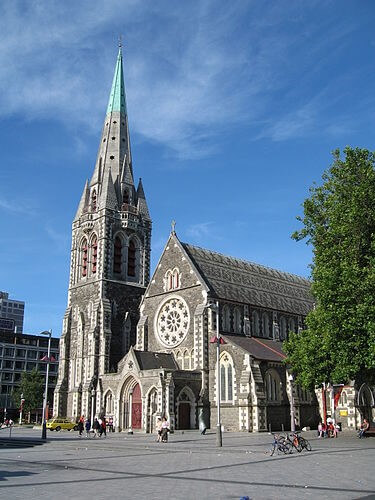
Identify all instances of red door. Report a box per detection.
[132,383,142,429]
[178,402,191,429]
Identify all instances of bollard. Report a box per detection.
[281,423,284,432]
[268,423,272,433]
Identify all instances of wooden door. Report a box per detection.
[178,402,191,430]
[132,383,142,429]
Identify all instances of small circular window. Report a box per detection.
[110,155,115,160]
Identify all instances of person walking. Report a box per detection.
[77,415,84,437]
[100,417,107,438]
[85,418,91,438]
[155,417,162,442]
[93,417,100,438]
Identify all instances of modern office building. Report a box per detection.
[0,330,59,412]
[0,291,25,333]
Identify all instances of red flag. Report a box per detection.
[334,386,344,409]
[209,336,226,344]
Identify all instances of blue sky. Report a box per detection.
[0,0,374,337]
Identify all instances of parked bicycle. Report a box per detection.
[270,433,293,456]
[287,431,312,452]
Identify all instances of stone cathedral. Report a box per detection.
[57,46,373,433]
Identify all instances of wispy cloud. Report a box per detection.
[0,195,37,216]
[186,222,215,239]
[0,0,372,158]
[45,226,70,252]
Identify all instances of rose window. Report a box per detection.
[156,297,190,348]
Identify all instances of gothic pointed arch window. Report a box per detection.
[252,310,260,336]
[262,312,270,338]
[91,235,98,274]
[279,316,287,340]
[128,239,136,277]
[165,268,180,291]
[113,236,122,274]
[91,189,97,212]
[222,305,231,332]
[81,238,88,277]
[104,391,114,414]
[172,268,179,289]
[289,318,296,334]
[122,189,129,205]
[183,349,190,370]
[234,307,242,334]
[220,352,234,402]
[338,390,348,406]
[265,369,281,402]
[176,350,183,369]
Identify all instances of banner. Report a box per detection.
[334,386,344,409]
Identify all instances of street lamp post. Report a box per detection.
[91,389,96,427]
[19,393,25,425]
[207,301,223,448]
[288,374,296,432]
[40,329,52,440]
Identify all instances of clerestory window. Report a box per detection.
[113,236,122,274]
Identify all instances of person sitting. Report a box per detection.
[161,416,170,443]
[358,419,370,439]
[321,422,327,438]
[318,422,323,438]
[327,422,335,438]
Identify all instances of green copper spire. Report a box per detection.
[106,47,127,115]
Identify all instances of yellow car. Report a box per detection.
[46,418,78,432]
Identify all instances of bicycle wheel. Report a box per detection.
[300,437,312,451]
[282,441,294,454]
[293,437,303,452]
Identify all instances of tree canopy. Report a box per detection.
[12,369,44,414]
[284,147,375,387]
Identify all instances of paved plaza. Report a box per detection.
[0,427,374,500]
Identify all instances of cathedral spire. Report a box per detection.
[106,46,127,115]
[89,46,131,202]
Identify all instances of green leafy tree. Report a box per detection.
[284,147,375,387]
[12,369,44,414]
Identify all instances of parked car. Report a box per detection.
[46,418,78,432]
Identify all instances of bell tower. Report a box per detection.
[54,46,152,419]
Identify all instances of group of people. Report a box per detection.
[77,415,114,438]
[1,418,14,428]
[317,420,340,438]
[155,416,170,443]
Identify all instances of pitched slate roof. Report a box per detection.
[223,334,286,362]
[134,350,178,370]
[181,243,313,315]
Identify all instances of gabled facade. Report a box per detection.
[99,230,319,433]
[54,47,152,419]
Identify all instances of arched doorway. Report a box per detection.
[119,377,143,432]
[132,383,142,429]
[357,384,374,421]
[176,387,196,430]
[146,387,158,433]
